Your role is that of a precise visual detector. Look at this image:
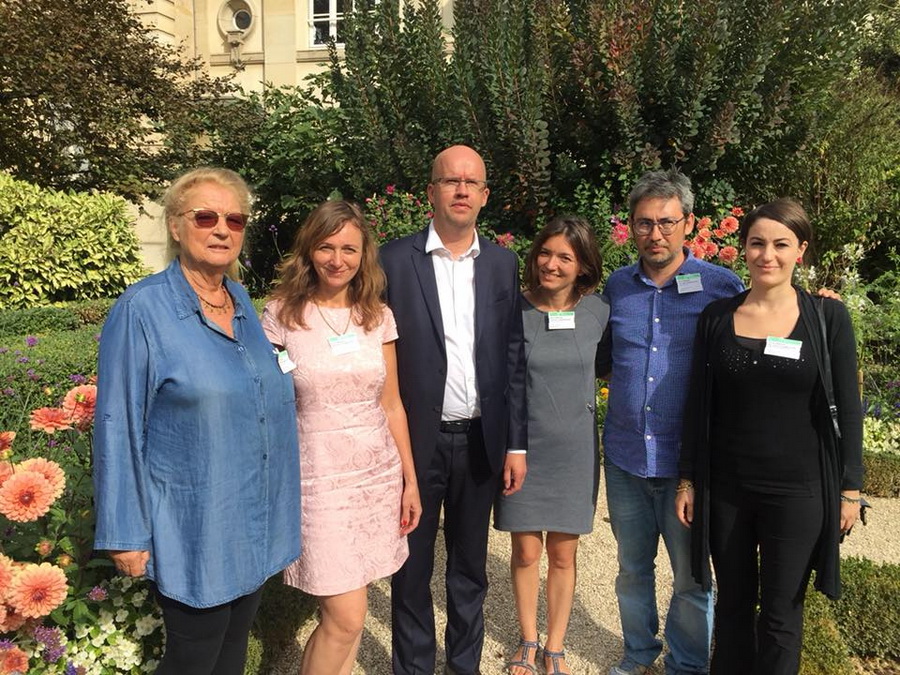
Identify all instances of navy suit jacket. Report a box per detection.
[380,228,527,477]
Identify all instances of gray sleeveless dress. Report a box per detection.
[494,293,610,534]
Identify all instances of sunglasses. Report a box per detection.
[179,208,249,232]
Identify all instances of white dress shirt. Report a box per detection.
[425,222,481,422]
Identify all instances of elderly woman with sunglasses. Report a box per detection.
[93,167,301,675]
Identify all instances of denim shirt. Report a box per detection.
[600,251,743,478]
[93,260,301,608]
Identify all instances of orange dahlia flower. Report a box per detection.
[62,384,97,430]
[18,458,65,501]
[7,562,68,618]
[29,407,72,434]
[0,462,12,486]
[0,604,26,632]
[0,643,29,673]
[0,470,55,521]
[0,431,14,453]
[0,554,13,601]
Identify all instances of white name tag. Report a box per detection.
[764,337,802,360]
[548,311,576,330]
[675,273,703,294]
[277,349,297,373]
[328,332,360,355]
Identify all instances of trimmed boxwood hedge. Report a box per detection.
[863,450,900,497]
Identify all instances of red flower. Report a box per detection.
[0,470,55,521]
[29,408,72,434]
[731,206,745,217]
[704,241,719,257]
[697,227,713,241]
[7,562,68,618]
[495,232,515,248]
[720,216,739,234]
[697,216,712,229]
[713,228,726,238]
[688,239,708,260]
[386,184,396,195]
[718,246,739,264]
[63,384,96,430]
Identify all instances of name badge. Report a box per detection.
[328,333,360,355]
[764,337,802,360]
[276,349,297,373]
[675,273,703,294]
[548,311,576,330]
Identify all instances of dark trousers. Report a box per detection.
[708,483,823,675]
[152,583,264,675]
[391,423,500,675]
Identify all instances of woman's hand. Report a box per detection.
[840,490,861,534]
[109,550,150,577]
[400,480,422,536]
[675,481,694,528]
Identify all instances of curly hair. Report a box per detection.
[162,167,252,280]
[523,215,603,296]
[270,200,386,331]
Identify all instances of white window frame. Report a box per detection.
[309,0,353,48]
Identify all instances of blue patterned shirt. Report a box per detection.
[93,260,301,607]
[600,251,743,478]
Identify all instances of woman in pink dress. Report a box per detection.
[262,200,421,674]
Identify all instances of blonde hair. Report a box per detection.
[270,200,385,331]
[163,167,252,280]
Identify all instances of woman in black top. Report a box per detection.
[675,199,863,675]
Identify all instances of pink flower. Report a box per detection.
[18,458,65,501]
[697,216,712,229]
[29,408,72,434]
[731,206,745,217]
[386,184,396,196]
[718,246,739,264]
[713,228,726,238]
[0,470,55,521]
[697,227,713,241]
[720,216,739,234]
[0,432,14,454]
[611,223,630,246]
[496,232,515,248]
[688,239,708,260]
[704,241,719,257]
[7,562,68,618]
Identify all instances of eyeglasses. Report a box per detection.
[179,208,249,232]
[631,216,686,236]
[432,177,488,192]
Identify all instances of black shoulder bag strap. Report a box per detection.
[816,297,842,440]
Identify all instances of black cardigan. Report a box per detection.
[679,287,864,599]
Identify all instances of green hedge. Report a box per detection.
[0,171,147,308]
[863,450,900,497]
[0,299,114,338]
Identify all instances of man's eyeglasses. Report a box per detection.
[179,208,249,232]
[432,177,488,193]
[631,216,686,236]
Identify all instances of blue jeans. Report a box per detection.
[604,460,713,675]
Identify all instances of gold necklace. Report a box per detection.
[315,302,353,335]
[197,287,232,314]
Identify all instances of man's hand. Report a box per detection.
[502,453,527,496]
[110,550,150,577]
[675,486,694,528]
[816,287,842,301]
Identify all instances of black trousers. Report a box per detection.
[151,583,264,675]
[708,483,823,675]
[391,423,500,675]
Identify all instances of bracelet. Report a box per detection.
[840,494,862,504]
[676,479,694,493]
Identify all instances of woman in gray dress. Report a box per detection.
[494,216,609,675]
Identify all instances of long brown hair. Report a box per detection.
[270,200,385,331]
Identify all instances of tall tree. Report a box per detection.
[0,0,234,201]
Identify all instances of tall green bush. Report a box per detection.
[0,172,147,308]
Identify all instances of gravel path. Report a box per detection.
[271,472,900,674]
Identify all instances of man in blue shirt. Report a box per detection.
[597,169,743,675]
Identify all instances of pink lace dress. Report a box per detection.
[262,301,408,595]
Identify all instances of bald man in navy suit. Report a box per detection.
[381,145,528,675]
